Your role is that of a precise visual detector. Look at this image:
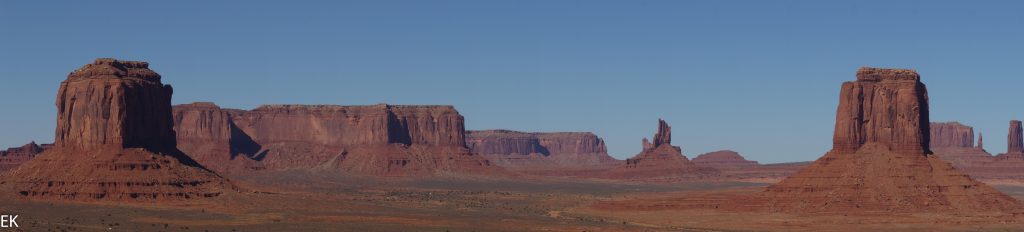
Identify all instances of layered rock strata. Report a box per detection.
[173,103,494,176]
[763,67,1020,213]
[929,122,992,167]
[0,58,231,201]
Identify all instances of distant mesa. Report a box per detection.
[0,142,50,172]
[465,130,617,170]
[173,102,497,176]
[763,67,1021,213]
[929,122,992,168]
[0,58,232,201]
[692,150,758,169]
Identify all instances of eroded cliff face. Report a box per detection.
[930,122,975,148]
[1007,120,1024,155]
[55,59,177,151]
[764,67,1019,213]
[0,142,50,172]
[173,103,493,176]
[466,130,616,170]
[1,58,231,201]
[832,68,930,155]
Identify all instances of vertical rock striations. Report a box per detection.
[764,67,1019,213]
[930,122,974,148]
[832,68,930,155]
[928,122,993,169]
[1009,120,1024,154]
[173,103,494,176]
[1,58,231,201]
[465,130,617,170]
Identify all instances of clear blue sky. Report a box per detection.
[2,1,1022,163]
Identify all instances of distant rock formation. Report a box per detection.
[978,133,984,149]
[930,122,974,148]
[764,67,1019,213]
[0,58,231,201]
[173,102,495,176]
[466,130,617,170]
[692,150,758,169]
[1004,120,1024,157]
[0,142,50,172]
[604,119,718,181]
[929,122,992,167]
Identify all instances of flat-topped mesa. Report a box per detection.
[855,67,920,81]
[465,130,615,169]
[173,102,492,175]
[930,122,975,148]
[692,150,758,168]
[56,58,176,151]
[833,67,930,155]
[244,103,466,147]
[67,58,161,82]
[1009,120,1024,154]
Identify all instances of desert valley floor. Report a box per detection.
[3,172,1024,232]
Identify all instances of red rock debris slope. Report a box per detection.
[0,58,232,201]
[762,67,1020,213]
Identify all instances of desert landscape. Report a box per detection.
[3,1,1024,232]
[1,58,1023,232]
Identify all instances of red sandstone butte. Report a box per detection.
[762,67,1020,213]
[603,119,718,181]
[0,58,231,201]
[173,103,495,176]
[0,142,50,172]
[465,130,618,170]
[929,122,992,167]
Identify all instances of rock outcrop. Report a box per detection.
[466,130,617,170]
[692,150,758,169]
[763,67,1020,213]
[929,122,992,167]
[0,58,231,201]
[930,122,975,148]
[173,103,495,176]
[832,68,930,155]
[604,119,718,181]
[0,142,50,172]
[1003,120,1024,157]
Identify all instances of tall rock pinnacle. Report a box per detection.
[652,119,671,147]
[1009,120,1024,154]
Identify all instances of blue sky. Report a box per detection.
[1,1,1022,163]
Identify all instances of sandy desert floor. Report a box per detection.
[2,171,1023,232]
